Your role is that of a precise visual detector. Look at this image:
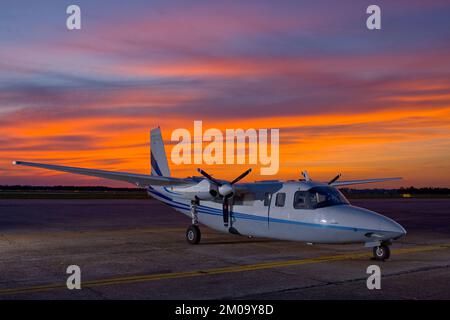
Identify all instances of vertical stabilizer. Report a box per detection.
[150,127,171,177]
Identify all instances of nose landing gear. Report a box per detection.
[372,243,391,261]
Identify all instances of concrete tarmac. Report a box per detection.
[0,198,449,299]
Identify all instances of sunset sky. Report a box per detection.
[1,0,449,187]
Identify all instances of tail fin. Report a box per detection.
[150,127,171,177]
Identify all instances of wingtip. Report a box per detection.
[12,161,18,165]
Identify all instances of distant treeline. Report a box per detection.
[0,185,142,191]
[1,185,449,194]
[1,185,449,200]
[397,187,450,195]
[0,185,147,199]
[340,187,450,198]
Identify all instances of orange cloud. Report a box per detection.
[3,104,449,187]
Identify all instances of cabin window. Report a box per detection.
[293,191,308,209]
[263,193,271,206]
[275,193,286,207]
[233,194,244,205]
[233,193,255,206]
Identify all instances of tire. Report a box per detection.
[186,225,201,244]
[373,245,390,261]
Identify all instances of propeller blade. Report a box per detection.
[197,168,222,186]
[230,168,252,185]
[328,173,341,185]
[223,196,229,227]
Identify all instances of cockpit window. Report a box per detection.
[293,186,349,209]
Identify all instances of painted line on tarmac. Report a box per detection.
[1,243,449,296]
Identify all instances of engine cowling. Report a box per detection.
[171,179,218,201]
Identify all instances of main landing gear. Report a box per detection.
[186,225,201,244]
[372,243,391,261]
[186,199,201,245]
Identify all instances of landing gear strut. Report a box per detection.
[372,243,391,261]
[190,198,199,226]
[186,199,201,245]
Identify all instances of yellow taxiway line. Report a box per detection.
[1,243,449,296]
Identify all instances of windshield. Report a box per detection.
[293,186,349,209]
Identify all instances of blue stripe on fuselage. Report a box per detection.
[147,188,381,233]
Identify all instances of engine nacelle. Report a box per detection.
[171,179,218,201]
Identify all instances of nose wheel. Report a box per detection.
[372,244,390,261]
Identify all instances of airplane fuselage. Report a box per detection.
[148,180,406,244]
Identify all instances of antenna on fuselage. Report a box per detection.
[301,171,311,181]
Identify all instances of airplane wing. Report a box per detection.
[330,177,402,187]
[12,161,195,187]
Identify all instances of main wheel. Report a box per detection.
[186,225,201,244]
[373,245,390,261]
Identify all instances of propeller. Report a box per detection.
[197,168,252,226]
[197,168,222,186]
[230,168,252,185]
[328,173,341,185]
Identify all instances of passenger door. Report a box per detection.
[263,192,272,228]
[268,192,287,228]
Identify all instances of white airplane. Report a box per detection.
[13,127,406,261]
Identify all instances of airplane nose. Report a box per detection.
[346,206,407,240]
[375,212,407,239]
